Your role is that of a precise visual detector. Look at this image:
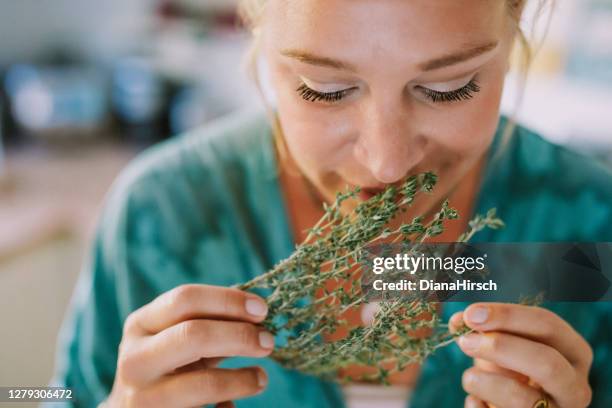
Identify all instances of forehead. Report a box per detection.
[263,0,508,71]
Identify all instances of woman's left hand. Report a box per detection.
[450,303,593,408]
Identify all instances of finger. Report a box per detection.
[464,394,487,408]
[125,284,269,335]
[140,367,267,407]
[462,303,592,371]
[173,357,225,374]
[119,320,274,384]
[458,332,590,407]
[215,401,236,408]
[474,358,530,383]
[449,312,465,334]
[462,367,547,408]
[452,311,530,383]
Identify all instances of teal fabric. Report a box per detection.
[48,108,612,407]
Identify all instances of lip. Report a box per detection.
[357,186,386,201]
[348,169,428,201]
[357,191,377,201]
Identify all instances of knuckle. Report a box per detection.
[123,312,140,336]
[220,288,237,315]
[537,317,555,339]
[125,389,155,408]
[486,333,503,353]
[463,396,481,408]
[536,308,561,337]
[248,368,262,390]
[510,393,533,408]
[582,342,594,368]
[575,381,592,407]
[461,368,478,392]
[117,389,135,407]
[240,368,261,392]
[116,349,140,385]
[197,370,225,393]
[117,338,132,356]
[177,320,208,347]
[238,324,258,349]
[506,381,531,407]
[495,304,511,325]
[581,385,593,407]
[537,350,563,379]
[537,361,555,380]
[169,284,199,313]
[122,389,140,407]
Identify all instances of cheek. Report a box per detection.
[424,71,506,164]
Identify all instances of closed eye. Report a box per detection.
[416,79,481,103]
[296,83,357,103]
[296,78,481,104]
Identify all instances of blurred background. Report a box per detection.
[0,0,610,397]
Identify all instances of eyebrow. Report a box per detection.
[280,40,499,72]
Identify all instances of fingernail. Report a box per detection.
[259,331,275,349]
[459,334,482,351]
[246,297,268,317]
[257,369,268,388]
[466,306,488,324]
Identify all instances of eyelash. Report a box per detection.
[296,83,354,103]
[417,79,481,103]
[296,79,481,104]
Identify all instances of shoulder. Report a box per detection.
[481,119,612,241]
[98,107,275,263]
[116,106,273,194]
[511,124,611,198]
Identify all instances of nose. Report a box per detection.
[353,101,425,184]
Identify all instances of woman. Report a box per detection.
[49,0,612,407]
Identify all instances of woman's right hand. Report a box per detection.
[103,284,274,408]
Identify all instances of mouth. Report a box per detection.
[357,186,387,201]
[349,165,433,202]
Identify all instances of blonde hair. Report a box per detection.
[237,0,555,167]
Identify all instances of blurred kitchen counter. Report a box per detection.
[0,141,139,391]
[0,141,138,263]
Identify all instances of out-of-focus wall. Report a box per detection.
[0,237,82,392]
[502,0,612,163]
[0,0,155,64]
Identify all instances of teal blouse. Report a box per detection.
[48,108,612,407]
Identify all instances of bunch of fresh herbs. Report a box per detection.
[237,172,503,384]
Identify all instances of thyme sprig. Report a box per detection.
[237,172,503,383]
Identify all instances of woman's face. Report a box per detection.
[261,0,515,208]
